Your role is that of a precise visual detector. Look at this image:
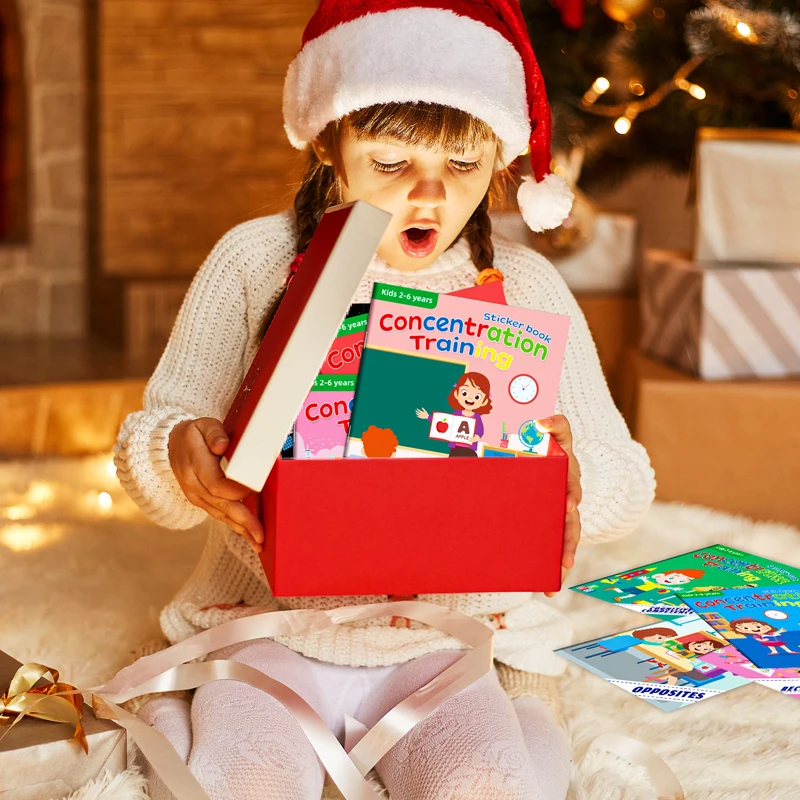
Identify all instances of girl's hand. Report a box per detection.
[415,408,429,419]
[168,418,265,553]
[534,415,582,598]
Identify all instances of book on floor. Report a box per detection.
[556,615,754,711]
[678,583,800,670]
[569,545,800,621]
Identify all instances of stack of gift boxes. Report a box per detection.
[623,128,800,527]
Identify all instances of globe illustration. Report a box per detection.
[518,420,545,452]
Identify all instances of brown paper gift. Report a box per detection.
[640,249,800,380]
[0,651,126,800]
[619,349,800,528]
[693,127,800,264]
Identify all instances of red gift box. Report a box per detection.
[249,436,567,596]
[230,200,568,596]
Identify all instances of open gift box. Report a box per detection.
[226,201,568,597]
[247,436,568,596]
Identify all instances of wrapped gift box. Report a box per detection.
[0,651,126,800]
[694,127,800,264]
[251,435,567,596]
[491,210,639,293]
[640,249,800,380]
[619,349,800,528]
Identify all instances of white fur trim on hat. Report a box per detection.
[517,173,574,232]
[283,8,530,168]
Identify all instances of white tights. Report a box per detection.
[136,639,571,800]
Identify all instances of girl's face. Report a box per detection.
[334,127,497,271]
[454,379,488,412]
[689,641,715,655]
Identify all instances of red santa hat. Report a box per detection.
[282,0,574,233]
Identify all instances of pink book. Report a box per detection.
[346,283,570,458]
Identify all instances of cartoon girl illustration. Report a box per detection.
[415,372,492,458]
[729,618,800,656]
[608,568,708,601]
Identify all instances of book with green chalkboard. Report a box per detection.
[345,283,570,458]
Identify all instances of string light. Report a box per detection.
[5,505,35,521]
[97,492,113,513]
[579,0,785,132]
[675,77,707,100]
[614,116,632,134]
[27,481,54,506]
[106,459,117,478]
[0,524,63,552]
[583,76,611,106]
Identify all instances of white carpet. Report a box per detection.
[2,454,799,799]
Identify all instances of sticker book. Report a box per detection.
[556,615,753,711]
[293,306,368,459]
[679,583,800,670]
[569,545,800,620]
[345,283,570,458]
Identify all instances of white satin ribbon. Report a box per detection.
[87,601,494,800]
[582,732,685,800]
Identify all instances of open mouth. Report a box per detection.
[400,227,439,258]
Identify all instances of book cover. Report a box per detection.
[345,282,570,458]
[569,545,800,620]
[556,615,752,711]
[679,583,800,669]
[220,201,391,490]
[293,308,368,459]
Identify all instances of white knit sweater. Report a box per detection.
[114,209,656,676]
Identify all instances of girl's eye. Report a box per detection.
[370,159,406,173]
[452,159,482,172]
[473,394,481,401]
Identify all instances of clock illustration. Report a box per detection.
[508,374,538,404]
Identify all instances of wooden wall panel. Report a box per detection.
[97,1,316,280]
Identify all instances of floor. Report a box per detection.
[2,453,800,799]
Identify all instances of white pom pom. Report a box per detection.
[517,173,575,233]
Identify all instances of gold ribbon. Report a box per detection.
[83,601,494,800]
[0,662,88,753]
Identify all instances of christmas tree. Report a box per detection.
[521,0,800,191]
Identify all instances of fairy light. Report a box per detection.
[27,481,54,505]
[736,21,752,37]
[0,524,63,552]
[629,80,646,96]
[97,492,113,513]
[583,77,611,106]
[106,459,117,478]
[614,116,632,134]
[594,77,611,93]
[5,505,35,521]
[675,78,707,100]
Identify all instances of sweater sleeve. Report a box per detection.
[113,222,270,530]
[497,237,656,544]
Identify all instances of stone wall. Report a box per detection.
[0,0,87,338]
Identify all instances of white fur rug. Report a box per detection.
[2,454,799,799]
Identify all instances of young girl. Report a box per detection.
[114,2,655,798]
